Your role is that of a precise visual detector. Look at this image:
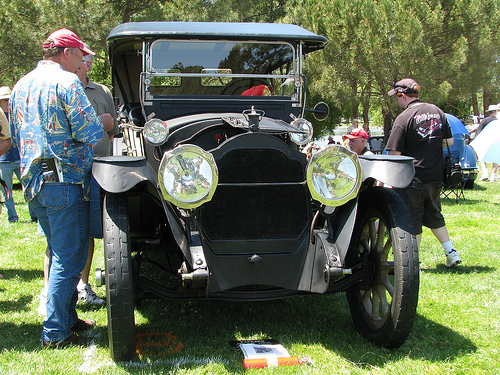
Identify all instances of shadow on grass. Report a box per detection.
[441,197,490,206]
[0,321,109,352]
[0,269,44,282]
[108,293,477,373]
[0,291,477,373]
[422,265,495,274]
[0,294,33,313]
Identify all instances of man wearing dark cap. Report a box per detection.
[9,28,105,348]
[344,128,374,156]
[385,78,462,268]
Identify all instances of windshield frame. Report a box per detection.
[142,39,302,100]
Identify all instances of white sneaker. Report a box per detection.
[489,175,497,182]
[77,283,105,305]
[446,249,462,268]
[38,289,47,316]
[480,175,489,181]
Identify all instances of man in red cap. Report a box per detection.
[385,78,462,268]
[9,28,106,348]
[343,128,373,156]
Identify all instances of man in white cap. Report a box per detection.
[386,78,462,268]
[9,28,106,348]
[476,104,500,181]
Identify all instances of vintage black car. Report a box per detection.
[93,22,419,361]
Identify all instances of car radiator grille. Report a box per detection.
[199,147,310,241]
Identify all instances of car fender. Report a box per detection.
[92,156,158,193]
[359,154,415,188]
[93,155,190,257]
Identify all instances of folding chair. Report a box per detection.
[441,178,465,203]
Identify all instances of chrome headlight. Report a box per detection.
[158,145,218,209]
[306,145,362,207]
[144,118,169,145]
[289,118,313,146]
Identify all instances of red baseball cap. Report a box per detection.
[43,28,94,56]
[344,128,369,140]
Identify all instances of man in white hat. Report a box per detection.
[477,104,500,181]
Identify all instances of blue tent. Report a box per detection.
[445,113,469,136]
[470,119,500,163]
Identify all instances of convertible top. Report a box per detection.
[107,22,329,53]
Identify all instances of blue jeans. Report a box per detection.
[89,176,103,239]
[29,183,90,342]
[0,161,21,221]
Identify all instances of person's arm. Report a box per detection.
[0,138,11,156]
[99,113,114,132]
[102,84,119,141]
[442,137,454,148]
[441,112,454,148]
[0,108,11,155]
[388,150,401,155]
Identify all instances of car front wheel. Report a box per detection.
[346,187,419,349]
[103,193,136,361]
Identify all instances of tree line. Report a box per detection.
[1,0,498,137]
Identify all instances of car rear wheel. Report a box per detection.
[346,187,419,348]
[103,193,136,361]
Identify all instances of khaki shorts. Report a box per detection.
[395,182,446,235]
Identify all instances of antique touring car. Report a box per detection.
[93,22,419,361]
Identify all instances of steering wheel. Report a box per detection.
[221,78,274,96]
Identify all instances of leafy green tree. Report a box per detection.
[0,0,44,87]
[287,0,495,138]
[161,0,286,22]
[0,0,122,86]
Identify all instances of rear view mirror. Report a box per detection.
[312,102,329,121]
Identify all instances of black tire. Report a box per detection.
[346,187,419,349]
[103,193,136,361]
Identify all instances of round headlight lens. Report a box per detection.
[289,118,313,146]
[306,145,362,207]
[144,118,169,145]
[158,145,218,209]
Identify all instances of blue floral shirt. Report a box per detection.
[9,60,103,201]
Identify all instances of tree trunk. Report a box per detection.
[362,98,370,132]
[351,80,358,127]
[483,87,491,114]
[471,92,479,117]
[382,107,393,144]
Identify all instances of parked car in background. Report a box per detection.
[93,22,419,361]
[444,113,478,189]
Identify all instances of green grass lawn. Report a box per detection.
[1,178,499,374]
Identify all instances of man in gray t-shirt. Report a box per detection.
[75,48,118,304]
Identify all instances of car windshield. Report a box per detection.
[146,40,298,97]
